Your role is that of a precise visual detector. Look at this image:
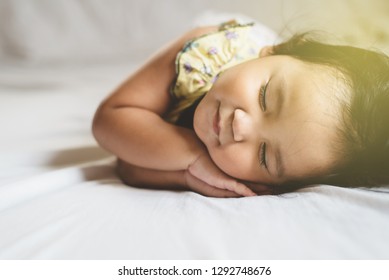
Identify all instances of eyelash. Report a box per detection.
[260,142,267,168]
[259,82,268,111]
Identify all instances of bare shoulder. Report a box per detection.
[182,26,218,41]
[96,25,218,116]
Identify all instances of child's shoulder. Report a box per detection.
[180,26,219,45]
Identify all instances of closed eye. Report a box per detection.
[260,142,268,169]
[259,82,269,111]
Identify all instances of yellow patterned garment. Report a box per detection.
[166,21,262,123]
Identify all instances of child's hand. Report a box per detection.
[186,152,257,197]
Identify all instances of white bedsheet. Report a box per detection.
[0,61,389,260]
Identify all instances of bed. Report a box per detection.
[1,0,389,260]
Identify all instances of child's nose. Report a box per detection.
[232,109,251,142]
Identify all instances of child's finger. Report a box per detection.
[219,180,257,197]
[234,182,257,197]
[246,182,274,195]
[185,171,241,198]
[190,168,256,197]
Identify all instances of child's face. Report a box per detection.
[193,54,347,186]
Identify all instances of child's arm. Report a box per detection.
[93,27,210,170]
[92,27,255,197]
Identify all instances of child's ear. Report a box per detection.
[259,46,274,58]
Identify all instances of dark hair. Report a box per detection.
[271,33,389,191]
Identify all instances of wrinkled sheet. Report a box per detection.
[0,62,389,260]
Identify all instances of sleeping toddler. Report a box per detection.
[92,20,389,197]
